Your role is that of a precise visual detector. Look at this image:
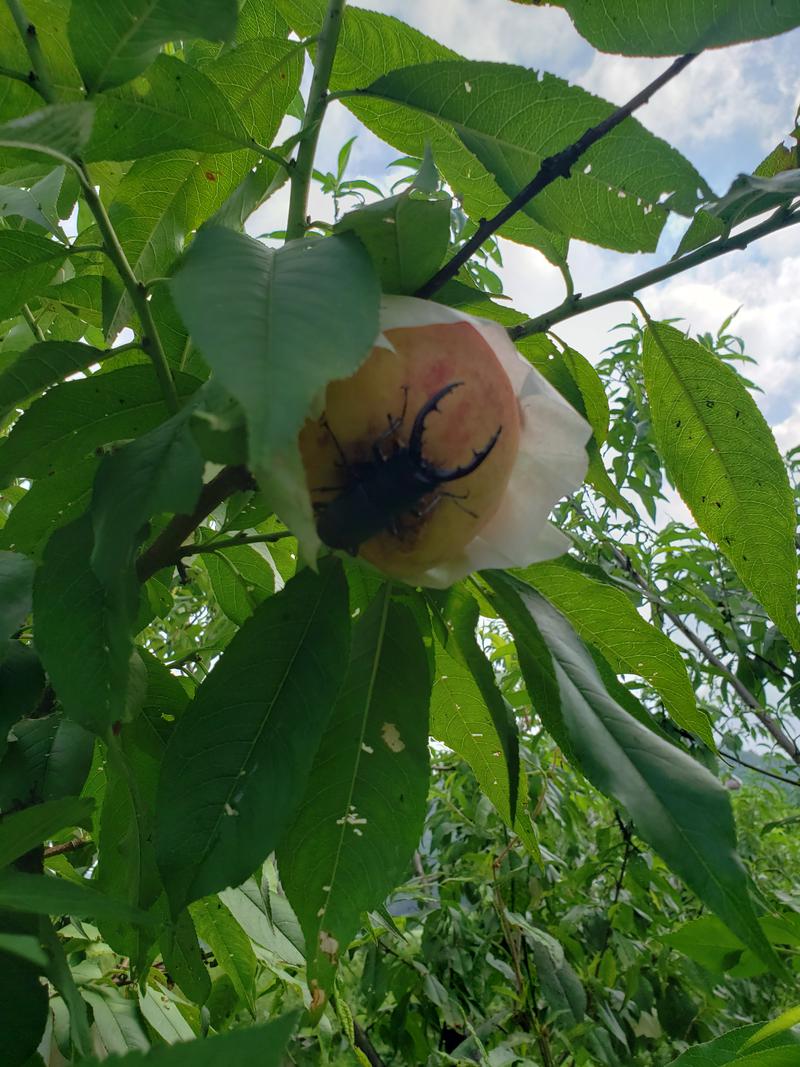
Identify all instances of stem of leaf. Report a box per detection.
[510,207,800,340]
[414,52,697,299]
[177,530,294,557]
[75,167,180,414]
[285,0,347,241]
[4,0,55,104]
[21,302,45,342]
[0,62,34,86]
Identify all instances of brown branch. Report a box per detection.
[136,465,255,583]
[414,52,697,299]
[43,838,89,858]
[353,1021,387,1067]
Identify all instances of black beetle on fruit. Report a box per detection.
[312,381,502,556]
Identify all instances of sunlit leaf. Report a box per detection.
[643,323,800,649]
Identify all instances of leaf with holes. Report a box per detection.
[361,61,710,251]
[643,322,800,649]
[278,595,431,1000]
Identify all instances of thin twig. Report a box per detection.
[43,838,89,858]
[21,303,45,342]
[136,466,256,582]
[353,1021,387,1067]
[719,749,800,789]
[74,170,179,414]
[5,0,55,103]
[0,62,34,86]
[177,530,294,558]
[510,207,800,340]
[414,52,697,298]
[607,541,800,764]
[285,0,347,241]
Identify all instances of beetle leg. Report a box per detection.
[412,494,443,521]
[433,425,502,482]
[408,381,465,460]
[440,492,478,519]
[372,385,410,462]
[320,416,351,469]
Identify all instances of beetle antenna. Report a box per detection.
[408,381,465,459]
[434,425,502,482]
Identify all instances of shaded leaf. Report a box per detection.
[160,909,211,1006]
[69,0,238,93]
[0,870,157,924]
[0,952,48,1066]
[33,515,136,733]
[0,642,45,759]
[0,714,94,809]
[524,558,712,744]
[278,594,431,998]
[0,457,98,558]
[0,340,107,419]
[0,230,68,320]
[643,323,800,649]
[0,549,35,644]
[156,559,350,911]
[0,103,93,161]
[0,797,92,869]
[91,408,204,586]
[486,572,783,975]
[0,366,199,484]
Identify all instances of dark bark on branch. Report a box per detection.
[414,53,697,299]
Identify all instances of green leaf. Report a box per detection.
[0,952,48,1066]
[156,559,350,912]
[160,910,211,1006]
[514,919,585,1024]
[33,514,136,733]
[0,366,199,484]
[85,55,255,162]
[432,586,520,819]
[80,989,149,1056]
[73,1013,298,1067]
[0,549,35,643]
[171,227,380,457]
[0,340,108,419]
[280,0,571,262]
[0,457,98,558]
[486,572,784,976]
[361,61,710,251]
[138,984,196,1043]
[0,103,93,160]
[0,174,65,236]
[90,409,204,586]
[431,635,537,855]
[190,896,257,1014]
[333,189,452,294]
[0,714,94,809]
[524,559,713,745]
[744,1007,800,1050]
[278,594,431,997]
[0,230,69,320]
[0,870,157,924]
[102,36,302,339]
[529,1,800,56]
[0,642,45,759]
[667,1021,800,1065]
[68,0,238,93]
[200,543,274,626]
[0,932,47,968]
[0,797,92,869]
[642,323,800,649]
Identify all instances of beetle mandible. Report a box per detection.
[313,381,502,556]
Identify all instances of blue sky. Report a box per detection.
[251,2,800,449]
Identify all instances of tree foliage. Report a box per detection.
[0,0,798,1064]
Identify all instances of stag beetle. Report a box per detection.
[313,381,502,556]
